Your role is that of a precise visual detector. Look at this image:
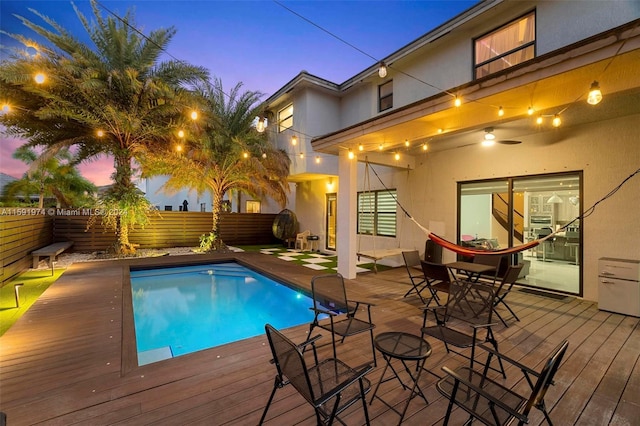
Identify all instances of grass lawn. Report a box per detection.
[0,268,65,336]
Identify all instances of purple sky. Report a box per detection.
[1,0,477,185]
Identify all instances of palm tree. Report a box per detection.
[142,79,291,252]
[0,0,209,255]
[1,146,96,208]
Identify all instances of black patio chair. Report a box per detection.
[306,273,376,366]
[421,277,507,377]
[437,339,569,426]
[492,264,524,327]
[259,324,373,426]
[472,253,503,285]
[402,250,428,303]
[420,260,452,307]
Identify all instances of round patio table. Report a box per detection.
[369,332,432,424]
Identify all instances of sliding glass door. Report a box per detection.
[459,172,582,295]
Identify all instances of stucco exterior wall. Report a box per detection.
[395,112,640,302]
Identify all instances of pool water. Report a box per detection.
[130,262,315,365]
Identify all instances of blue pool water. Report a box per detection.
[130,262,315,365]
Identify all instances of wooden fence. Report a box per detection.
[1,209,53,284]
[1,210,280,284]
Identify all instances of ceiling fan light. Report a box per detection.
[484,128,495,140]
[587,81,602,105]
[481,140,495,147]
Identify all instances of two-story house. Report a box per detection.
[261,0,640,306]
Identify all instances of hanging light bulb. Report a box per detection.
[315,156,321,164]
[34,72,45,84]
[552,114,561,127]
[1,104,10,113]
[536,115,543,125]
[96,130,105,137]
[348,148,354,160]
[422,143,428,151]
[378,62,387,78]
[358,143,364,151]
[484,128,495,141]
[291,135,298,145]
[378,143,384,151]
[587,81,602,105]
[394,153,400,161]
[176,144,183,153]
[497,106,504,117]
[190,110,198,120]
[454,96,462,107]
[243,152,249,159]
[262,152,267,159]
[178,130,185,138]
[256,117,265,133]
[404,139,410,147]
[437,128,443,134]
[299,152,304,159]
[527,106,534,115]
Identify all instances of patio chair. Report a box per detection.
[492,264,524,327]
[421,277,506,377]
[472,253,503,285]
[295,230,311,251]
[437,339,569,426]
[306,273,376,366]
[402,250,427,303]
[260,324,373,425]
[420,260,452,307]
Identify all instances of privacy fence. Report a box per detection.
[1,209,280,284]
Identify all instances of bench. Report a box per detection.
[32,241,74,268]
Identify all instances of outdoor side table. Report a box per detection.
[306,235,320,252]
[369,332,432,424]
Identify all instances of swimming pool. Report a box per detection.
[130,262,315,365]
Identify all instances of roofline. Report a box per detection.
[340,0,503,91]
[263,71,340,107]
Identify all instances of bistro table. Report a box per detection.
[445,261,497,317]
[369,332,433,424]
[445,261,496,282]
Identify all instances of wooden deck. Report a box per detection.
[1,253,639,425]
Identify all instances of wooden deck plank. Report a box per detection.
[1,255,640,425]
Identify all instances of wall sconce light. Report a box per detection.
[587,81,602,105]
[378,62,387,78]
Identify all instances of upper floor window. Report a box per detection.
[378,80,393,112]
[278,104,293,132]
[357,189,397,237]
[474,11,535,79]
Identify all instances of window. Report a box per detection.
[378,80,393,112]
[474,11,535,79]
[278,104,293,132]
[357,189,397,237]
[246,200,261,213]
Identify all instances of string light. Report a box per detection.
[552,114,561,127]
[291,135,298,145]
[378,62,387,78]
[34,72,45,84]
[256,117,265,132]
[404,139,410,147]
[178,130,185,138]
[527,106,534,115]
[348,148,354,159]
[454,96,462,107]
[422,143,428,151]
[536,115,543,125]
[498,106,504,116]
[243,152,249,158]
[315,156,321,164]
[262,152,267,159]
[176,144,183,153]
[587,81,602,105]
[190,110,198,120]
[1,104,10,113]
[299,152,304,159]
[96,130,104,137]
[394,152,400,161]
[378,143,384,151]
[358,143,364,151]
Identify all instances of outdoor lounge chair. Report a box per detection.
[306,273,376,366]
[402,250,427,303]
[421,277,507,377]
[259,324,373,425]
[437,339,569,425]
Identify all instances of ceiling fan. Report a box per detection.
[482,127,522,145]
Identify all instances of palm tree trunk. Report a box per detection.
[113,152,136,255]
[210,190,228,252]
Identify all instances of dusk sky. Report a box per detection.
[1,0,478,185]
